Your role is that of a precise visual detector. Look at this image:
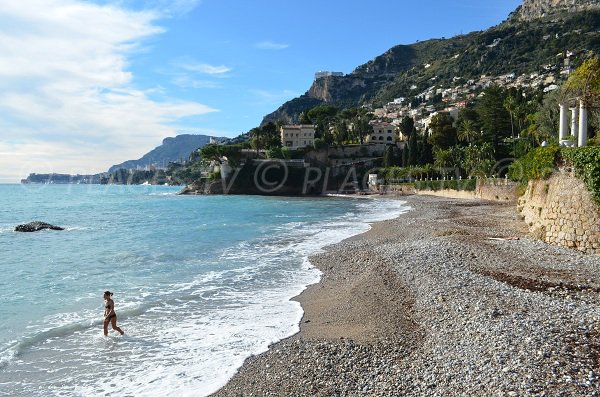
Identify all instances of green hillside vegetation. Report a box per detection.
[140,10,600,194]
[371,11,600,105]
[263,10,600,124]
[145,55,600,194]
[380,58,600,186]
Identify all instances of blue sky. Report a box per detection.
[0,0,521,182]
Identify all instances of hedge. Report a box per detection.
[561,147,600,204]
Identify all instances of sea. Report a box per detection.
[0,184,408,396]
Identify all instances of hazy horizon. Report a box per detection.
[0,0,521,183]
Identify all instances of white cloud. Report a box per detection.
[249,89,299,105]
[151,0,203,17]
[175,61,232,75]
[172,75,222,89]
[255,41,290,50]
[0,0,215,182]
[167,58,232,91]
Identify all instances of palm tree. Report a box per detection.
[433,147,452,169]
[250,127,262,157]
[457,119,479,143]
[504,95,518,141]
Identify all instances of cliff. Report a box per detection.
[262,1,600,125]
[511,0,600,22]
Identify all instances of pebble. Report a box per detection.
[212,196,600,397]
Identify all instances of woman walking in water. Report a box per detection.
[103,291,124,336]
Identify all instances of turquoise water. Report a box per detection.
[0,184,407,396]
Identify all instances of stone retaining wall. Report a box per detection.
[518,167,600,255]
[476,179,519,202]
[407,179,518,201]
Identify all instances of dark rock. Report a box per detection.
[15,221,64,232]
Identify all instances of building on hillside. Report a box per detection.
[314,71,344,79]
[420,108,460,135]
[280,125,315,149]
[366,122,397,144]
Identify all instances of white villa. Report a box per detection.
[366,122,397,144]
[280,125,315,149]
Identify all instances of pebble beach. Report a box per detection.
[212,195,600,397]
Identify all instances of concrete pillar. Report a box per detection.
[570,107,578,138]
[578,100,588,147]
[559,104,568,141]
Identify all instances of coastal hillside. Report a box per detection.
[511,0,600,21]
[108,134,226,173]
[262,1,600,124]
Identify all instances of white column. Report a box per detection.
[559,104,568,141]
[578,100,588,147]
[570,107,578,138]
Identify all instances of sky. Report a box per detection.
[0,0,522,182]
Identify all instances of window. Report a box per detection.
[379,136,384,141]
[371,136,377,141]
[387,136,393,141]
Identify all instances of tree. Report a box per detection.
[428,113,458,150]
[333,119,348,146]
[418,137,434,165]
[199,143,222,162]
[532,88,560,143]
[562,57,600,107]
[306,105,339,142]
[504,94,518,141]
[402,144,409,167]
[250,127,262,155]
[461,143,495,177]
[399,116,415,138]
[400,116,419,166]
[352,109,372,144]
[260,122,281,150]
[457,119,481,144]
[476,85,512,159]
[383,145,395,168]
[407,129,419,166]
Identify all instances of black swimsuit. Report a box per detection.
[105,302,116,321]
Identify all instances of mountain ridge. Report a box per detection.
[512,0,600,21]
[108,134,225,173]
[261,0,600,125]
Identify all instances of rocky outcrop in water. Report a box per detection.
[15,222,65,232]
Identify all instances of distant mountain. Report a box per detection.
[108,134,226,173]
[262,1,600,125]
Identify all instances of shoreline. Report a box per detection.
[212,195,600,396]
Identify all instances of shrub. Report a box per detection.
[560,147,600,204]
[313,138,328,150]
[507,146,559,184]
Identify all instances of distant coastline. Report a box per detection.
[20,172,106,184]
